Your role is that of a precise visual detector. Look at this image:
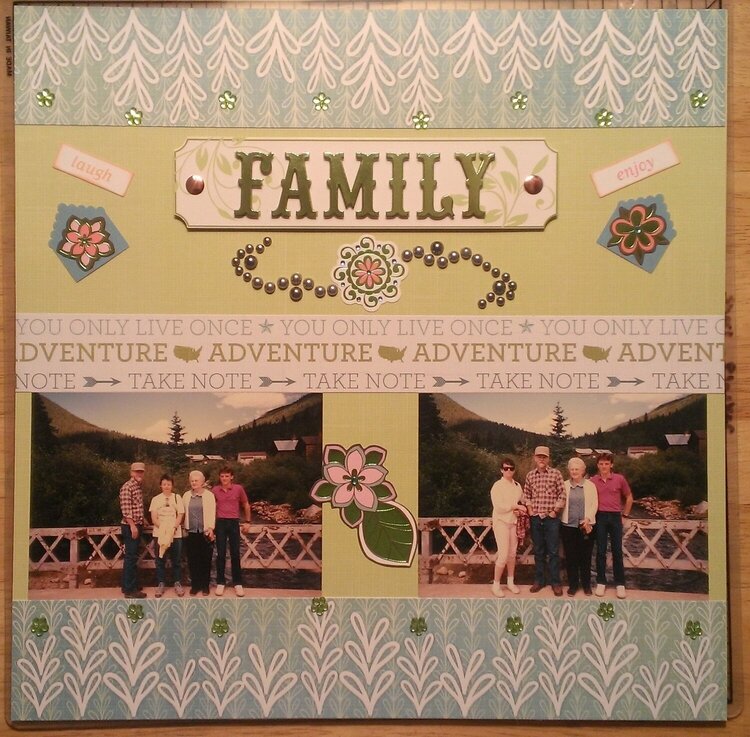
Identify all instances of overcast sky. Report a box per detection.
[449,393,686,437]
[44,392,304,442]
[43,391,686,442]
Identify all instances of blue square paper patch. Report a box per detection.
[49,204,128,282]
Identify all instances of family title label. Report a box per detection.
[175,139,557,230]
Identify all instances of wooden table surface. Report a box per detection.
[1,0,748,734]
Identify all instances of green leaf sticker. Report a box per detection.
[327,447,346,464]
[357,500,417,567]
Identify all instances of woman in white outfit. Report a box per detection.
[490,458,526,597]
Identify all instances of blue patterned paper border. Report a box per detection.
[14,8,726,129]
[11,598,727,722]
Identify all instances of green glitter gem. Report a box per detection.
[685,620,703,639]
[126,604,145,623]
[211,618,230,637]
[510,91,528,111]
[595,109,613,127]
[219,91,237,110]
[412,111,430,130]
[597,603,615,621]
[690,90,709,109]
[410,616,427,636]
[125,107,143,126]
[36,89,55,108]
[30,616,49,637]
[505,616,523,636]
[311,596,329,615]
[312,92,331,112]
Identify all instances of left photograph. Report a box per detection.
[26,392,323,599]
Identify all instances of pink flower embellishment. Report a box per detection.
[311,444,395,528]
[57,216,114,271]
[353,256,386,289]
[607,203,668,265]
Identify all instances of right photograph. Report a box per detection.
[418,393,709,600]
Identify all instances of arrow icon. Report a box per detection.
[607,376,645,388]
[83,377,121,387]
[433,377,469,388]
[259,377,295,387]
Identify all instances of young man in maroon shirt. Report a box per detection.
[211,467,251,596]
[591,453,633,599]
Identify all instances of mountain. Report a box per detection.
[41,395,111,436]
[432,394,485,427]
[606,394,701,431]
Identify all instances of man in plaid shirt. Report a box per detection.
[120,461,147,598]
[521,446,566,596]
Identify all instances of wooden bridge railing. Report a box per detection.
[29,524,322,589]
[418,517,708,582]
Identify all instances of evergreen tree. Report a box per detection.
[164,411,187,473]
[548,402,573,466]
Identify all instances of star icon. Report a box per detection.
[259,319,274,333]
[519,320,534,333]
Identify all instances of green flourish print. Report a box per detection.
[332,236,407,311]
[410,616,427,636]
[505,616,523,636]
[597,603,615,621]
[212,618,230,637]
[311,596,329,616]
[30,616,49,637]
[126,604,145,623]
[685,620,703,640]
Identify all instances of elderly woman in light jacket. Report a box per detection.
[182,470,216,596]
[561,457,598,597]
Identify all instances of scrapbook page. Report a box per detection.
[10,1,728,723]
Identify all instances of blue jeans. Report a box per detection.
[215,518,242,585]
[530,515,561,586]
[121,524,143,593]
[596,511,625,586]
[155,538,182,585]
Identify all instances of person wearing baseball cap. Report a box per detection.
[120,461,147,598]
[521,446,566,596]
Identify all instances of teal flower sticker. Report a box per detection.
[313,92,330,111]
[690,90,709,109]
[126,604,144,623]
[332,236,407,311]
[36,89,55,108]
[505,616,523,636]
[30,616,49,637]
[597,602,615,621]
[125,107,143,126]
[685,620,703,640]
[412,111,430,129]
[219,91,237,110]
[510,91,528,111]
[410,616,427,636]
[595,108,613,127]
[212,618,230,637]
[311,596,329,616]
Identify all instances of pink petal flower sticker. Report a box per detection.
[57,216,114,271]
